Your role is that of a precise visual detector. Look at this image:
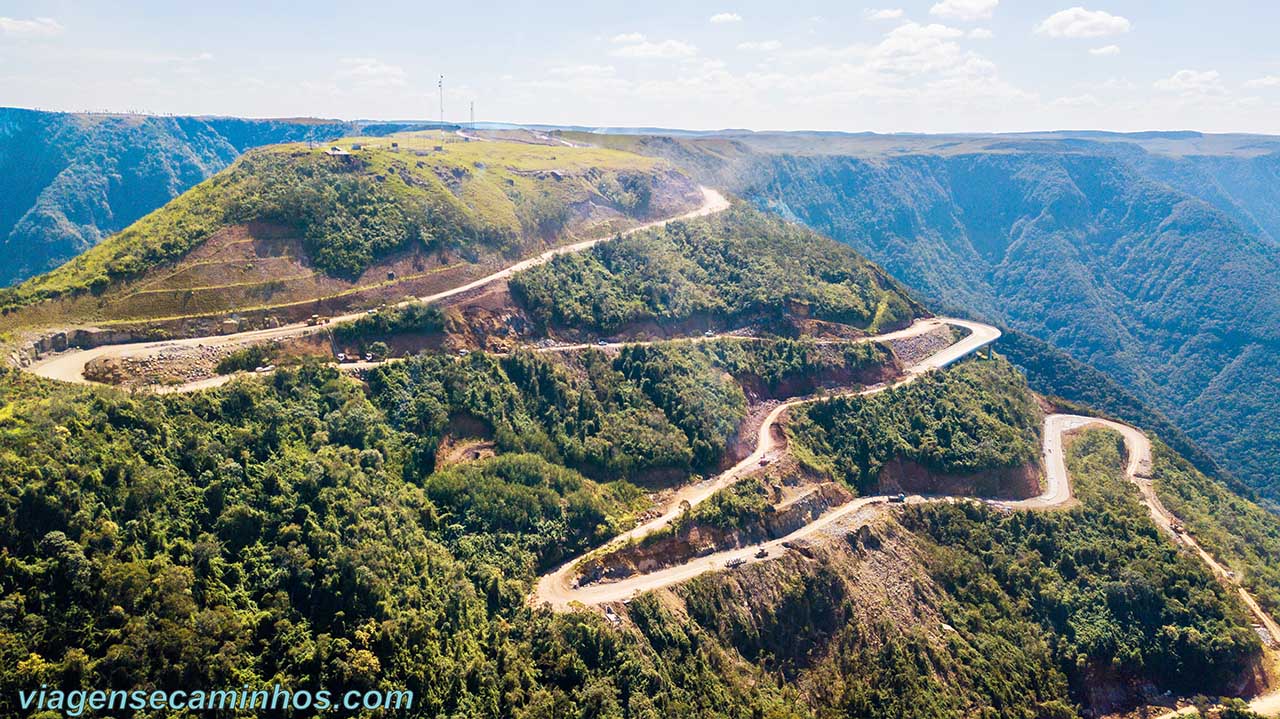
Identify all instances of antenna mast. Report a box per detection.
[470,101,475,129]
[437,75,444,126]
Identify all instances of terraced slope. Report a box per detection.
[0,131,701,331]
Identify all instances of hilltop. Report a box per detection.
[2,125,1279,717]
[0,131,701,333]
[0,108,363,286]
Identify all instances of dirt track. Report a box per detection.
[533,318,1001,608]
[535,396,1280,716]
[24,186,730,391]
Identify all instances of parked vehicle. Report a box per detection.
[725,558,746,569]
[754,548,768,559]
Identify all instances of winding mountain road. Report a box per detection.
[533,364,1278,659]
[18,175,1276,713]
[534,318,1002,608]
[23,186,731,391]
[535,386,1280,715]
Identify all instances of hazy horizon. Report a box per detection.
[3,1,1280,134]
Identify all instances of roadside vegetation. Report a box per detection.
[214,343,277,374]
[906,428,1261,703]
[510,205,921,336]
[791,358,1042,494]
[330,301,446,357]
[1149,440,1280,615]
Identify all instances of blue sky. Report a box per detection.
[2,0,1279,133]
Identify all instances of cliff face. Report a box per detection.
[620,133,1280,498]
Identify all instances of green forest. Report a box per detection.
[510,205,920,336]
[0,344,1269,717]
[906,429,1261,702]
[0,365,807,717]
[365,336,892,486]
[791,359,1042,494]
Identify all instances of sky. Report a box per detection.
[2,0,1280,134]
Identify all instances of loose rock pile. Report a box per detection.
[85,345,228,388]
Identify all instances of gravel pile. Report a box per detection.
[885,326,955,367]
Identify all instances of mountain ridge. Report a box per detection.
[585,131,1280,498]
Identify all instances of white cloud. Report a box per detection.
[969,28,994,39]
[1097,76,1136,91]
[1052,93,1100,106]
[929,0,998,22]
[611,32,646,44]
[1089,44,1120,56]
[335,57,408,88]
[1035,7,1131,39]
[610,38,698,59]
[1154,69,1224,96]
[709,13,743,24]
[515,18,1034,131]
[738,40,782,51]
[1245,76,1280,89]
[865,8,905,21]
[0,16,64,38]
[549,64,617,79]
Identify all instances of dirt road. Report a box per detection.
[24,186,730,389]
[533,318,1001,608]
[537,406,1280,716]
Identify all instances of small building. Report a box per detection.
[324,147,350,157]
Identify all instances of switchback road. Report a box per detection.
[24,187,730,390]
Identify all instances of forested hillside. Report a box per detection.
[594,131,1280,498]
[1,350,1270,717]
[512,205,921,336]
[4,121,1279,717]
[0,108,356,285]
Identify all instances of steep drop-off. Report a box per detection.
[597,132,1280,498]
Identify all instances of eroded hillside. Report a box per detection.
[0,131,701,333]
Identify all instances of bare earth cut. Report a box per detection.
[22,186,730,391]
